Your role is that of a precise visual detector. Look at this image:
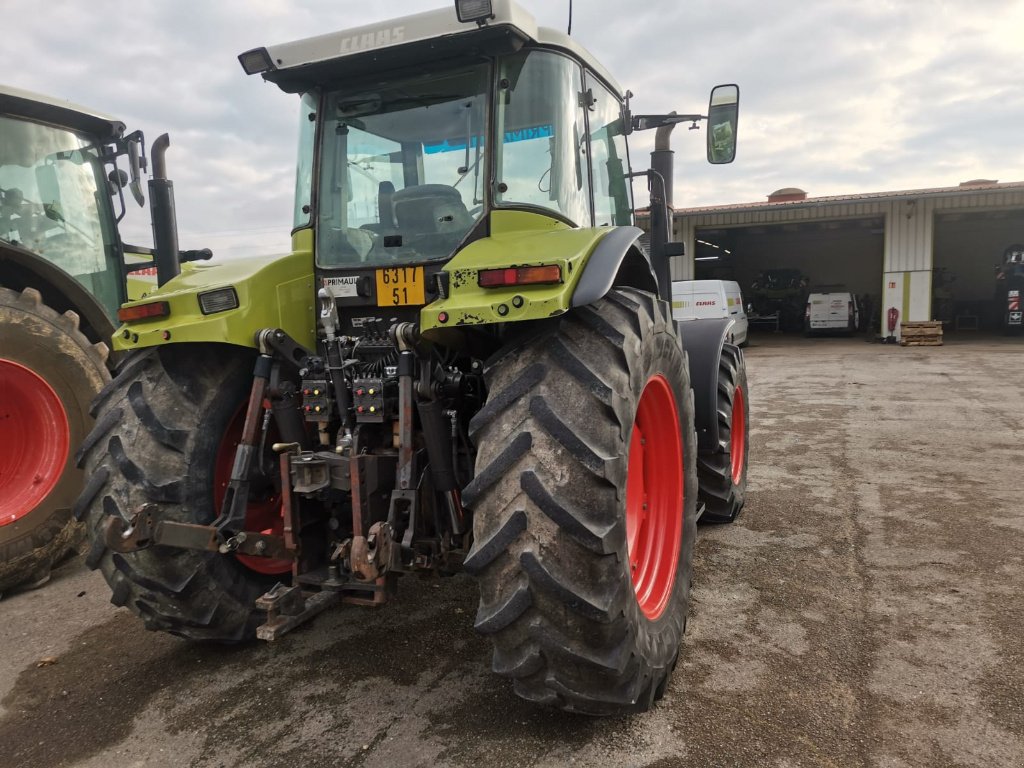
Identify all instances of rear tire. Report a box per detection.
[0,287,109,594]
[465,288,698,715]
[696,345,749,524]
[75,344,278,641]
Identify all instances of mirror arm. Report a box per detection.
[631,113,705,132]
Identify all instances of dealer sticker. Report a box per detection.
[324,276,360,298]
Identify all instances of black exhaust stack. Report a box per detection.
[648,119,675,302]
[651,120,675,209]
[149,134,181,287]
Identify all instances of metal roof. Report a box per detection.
[252,0,622,96]
[676,180,1024,216]
[0,83,125,139]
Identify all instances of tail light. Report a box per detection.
[478,264,562,288]
[848,301,854,319]
[117,300,170,322]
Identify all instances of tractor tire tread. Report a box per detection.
[696,345,749,524]
[76,345,273,642]
[0,286,109,593]
[468,287,698,715]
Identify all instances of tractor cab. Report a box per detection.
[240,0,736,328]
[0,85,147,324]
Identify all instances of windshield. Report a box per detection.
[316,63,489,268]
[0,115,121,317]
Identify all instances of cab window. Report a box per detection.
[585,76,632,226]
[494,50,591,226]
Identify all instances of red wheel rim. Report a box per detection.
[213,405,291,575]
[0,359,69,524]
[625,375,683,620]
[730,386,746,485]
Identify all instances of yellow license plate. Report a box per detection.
[375,266,425,307]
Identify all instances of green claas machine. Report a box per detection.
[0,86,209,595]
[0,85,163,594]
[78,1,749,714]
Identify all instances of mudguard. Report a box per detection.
[420,211,657,336]
[675,317,736,452]
[570,226,657,306]
[111,231,316,352]
[0,242,116,344]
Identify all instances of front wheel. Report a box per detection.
[465,288,697,715]
[697,345,749,523]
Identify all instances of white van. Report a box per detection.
[805,289,860,333]
[671,279,748,346]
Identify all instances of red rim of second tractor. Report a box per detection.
[0,359,69,525]
[213,405,291,575]
[625,374,684,620]
[730,386,746,486]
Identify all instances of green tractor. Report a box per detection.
[78,1,749,714]
[0,85,158,593]
[0,86,209,594]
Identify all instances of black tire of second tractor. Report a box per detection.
[696,344,749,524]
[75,344,278,641]
[0,286,109,594]
[464,287,698,715]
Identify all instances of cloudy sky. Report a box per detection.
[7,0,1023,257]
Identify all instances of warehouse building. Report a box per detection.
[669,180,1024,337]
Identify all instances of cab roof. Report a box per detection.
[244,0,623,98]
[0,83,125,140]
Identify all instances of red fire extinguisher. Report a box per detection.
[887,307,899,334]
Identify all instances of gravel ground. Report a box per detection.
[1,335,1021,768]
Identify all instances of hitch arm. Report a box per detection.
[102,503,292,560]
[215,351,273,533]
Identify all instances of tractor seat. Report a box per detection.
[391,184,473,236]
[319,226,374,264]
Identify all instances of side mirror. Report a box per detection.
[127,134,146,207]
[664,241,685,257]
[706,84,739,164]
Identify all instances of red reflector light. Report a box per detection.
[117,301,170,322]
[478,264,562,288]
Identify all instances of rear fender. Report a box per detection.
[0,242,115,345]
[419,211,656,337]
[112,230,316,352]
[675,317,736,452]
[570,226,657,307]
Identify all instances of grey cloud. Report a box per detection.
[6,0,1022,252]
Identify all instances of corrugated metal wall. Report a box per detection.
[673,188,1024,332]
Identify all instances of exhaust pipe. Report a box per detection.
[651,118,675,208]
[648,114,676,301]
[149,134,181,287]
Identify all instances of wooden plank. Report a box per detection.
[900,340,944,346]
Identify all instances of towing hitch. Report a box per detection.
[102,503,293,561]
